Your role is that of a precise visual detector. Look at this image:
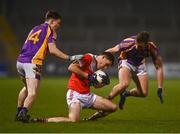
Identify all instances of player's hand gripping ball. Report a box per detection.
[93,70,110,88]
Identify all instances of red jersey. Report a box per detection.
[67,53,97,94]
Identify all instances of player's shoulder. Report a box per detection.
[79,53,95,66]
[31,23,47,33]
[40,23,54,37]
[123,38,135,42]
[35,23,52,31]
[119,36,135,49]
[122,35,136,43]
[148,42,157,49]
[83,53,94,60]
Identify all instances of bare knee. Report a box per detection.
[109,104,118,113]
[113,82,129,95]
[19,87,28,95]
[120,82,129,90]
[112,104,118,112]
[28,90,38,98]
[70,119,79,122]
[69,117,80,122]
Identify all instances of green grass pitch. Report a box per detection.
[0,77,180,133]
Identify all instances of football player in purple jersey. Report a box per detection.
[84,31,164,121]
[15,10,83,122]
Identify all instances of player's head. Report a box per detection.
[45,10,62,30]
[96,52,114,70]
[136,31,150,49]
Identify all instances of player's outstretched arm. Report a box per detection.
[105,45,119,54]
[48,43,83,61]
[154,56,164,104]
[151,46,164,103]
[48,43,69,59]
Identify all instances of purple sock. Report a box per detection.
[21,107,28,114]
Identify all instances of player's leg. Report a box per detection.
[17,78,40,122]
[18,78,40,121]
[18,64,42,122]
[17,78,27,108]
[15,80,28,121]
[92,95,117,112]
[23,78,40,109]
[109,67,132,109]
[109,67,132,100]
[85,95,117,120]
[31,102,81,123]
[128,63,149,97]
[129,74,149,97]
[47,102,81,122]
[18,78,40,122]
[15,62,28,120]
[31,90,82,123]
[118,75,148,109]
[17,86,27,107]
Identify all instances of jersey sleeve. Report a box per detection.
[118,38,135,51]
[79,54,93,68]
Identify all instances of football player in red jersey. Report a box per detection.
[30,52,117,123]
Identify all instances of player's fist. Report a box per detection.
[69,55,83,61]
[88,73,98,86]
[157,88,163,104]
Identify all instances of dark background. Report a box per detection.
[0,0,179,76]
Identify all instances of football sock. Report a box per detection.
[22,107,28,114]
[19,107,28,116]
[16,107,22,116]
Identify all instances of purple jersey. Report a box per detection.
[17,23,55,65]
[117,36,158,66]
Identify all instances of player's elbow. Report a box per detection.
[49,48,56,55]
[68,66,72,72]
[68,64,74,72]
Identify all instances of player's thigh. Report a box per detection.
[17,62,27,87]
[68,102,81,121]
[26,78,40,95]
[92,95,117,111]
[118,67,132,85]
[133,74,149,94]
[21,77,27,88]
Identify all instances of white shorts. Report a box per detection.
[66,89,97,109]
[16,61,42,80]
[118,60,147,76]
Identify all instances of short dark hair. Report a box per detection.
[45,10,62,21]
[101,52,115,65]
[136,31,150,44]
